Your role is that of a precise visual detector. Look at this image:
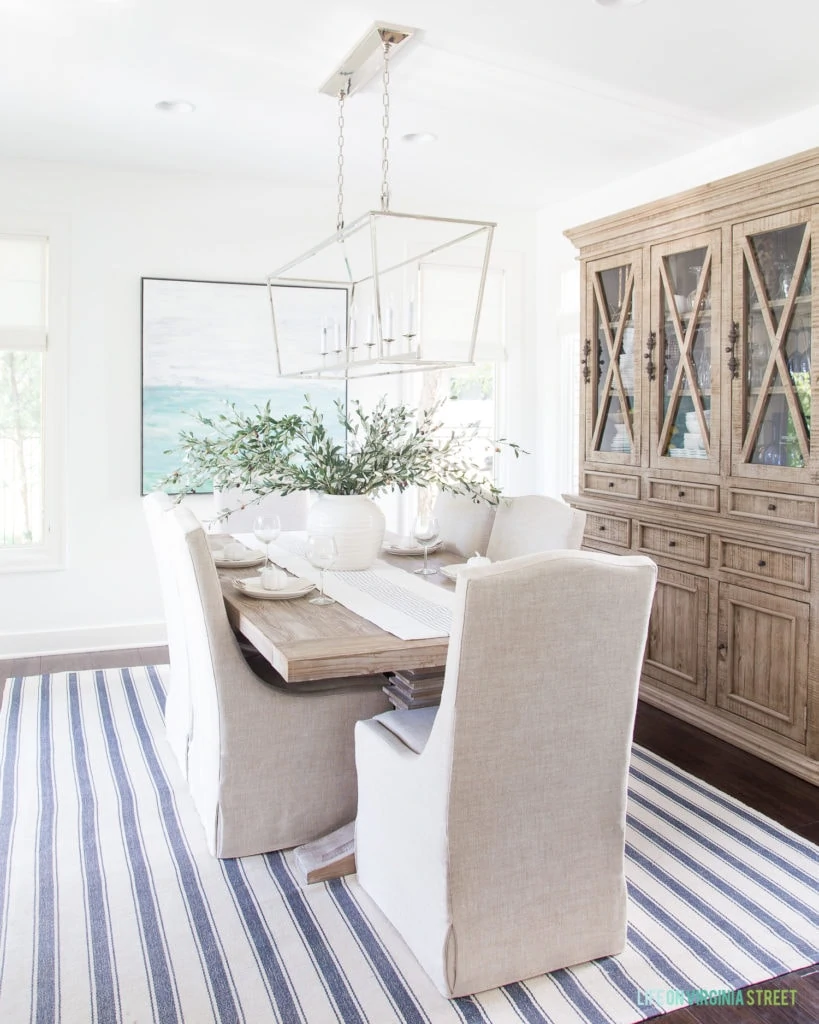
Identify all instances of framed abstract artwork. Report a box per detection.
[140,277,347,494]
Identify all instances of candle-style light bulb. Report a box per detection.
[366,310,376,350]
[384,300,394,342]
[404,294,417,353]
[333,321,342,353]
[320,319,328,356]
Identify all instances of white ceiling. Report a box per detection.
[1,0,818,210]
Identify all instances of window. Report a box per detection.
[0,231,65,571]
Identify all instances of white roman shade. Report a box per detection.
[0,235,48,350]
[419,263,506,362]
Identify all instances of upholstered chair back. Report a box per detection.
[142,492,192,775]
[355,549,657,997]
[164,504,388,857]
[433,491,496,557]
[486,494,586,560]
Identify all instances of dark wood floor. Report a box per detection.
[0,650,817,1021]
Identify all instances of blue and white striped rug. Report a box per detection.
[0,666,816,1023]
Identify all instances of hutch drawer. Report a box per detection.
[647,478,719,512]
[717,538,811,591]
[582,471,640,500]
[636,522,709,566]
[584,512,631,548]
[727,488,819,529]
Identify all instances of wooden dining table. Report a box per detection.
[218,539,461,685]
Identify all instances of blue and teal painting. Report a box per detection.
[141,278,346,494]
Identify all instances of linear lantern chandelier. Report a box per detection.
[266,23,496,379]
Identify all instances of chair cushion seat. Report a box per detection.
[372,707,438,754]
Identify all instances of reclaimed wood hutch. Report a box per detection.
[565,147,819,785]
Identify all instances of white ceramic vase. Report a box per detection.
[306,494,386,570]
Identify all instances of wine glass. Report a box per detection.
[412,515,440,576]
[253,514,281,569]
[306,534,337,606]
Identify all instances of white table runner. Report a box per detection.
[236,532,454,640]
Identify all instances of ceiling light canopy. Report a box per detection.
[594,0,647,6]
[266,23,495,380]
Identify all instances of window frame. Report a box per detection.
[0,215,68,573]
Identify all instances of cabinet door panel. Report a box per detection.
[649,231,722,471]
[643,567,709,699]
[583,250,643,465]
[716,583,808,743]
[731,207,815,481]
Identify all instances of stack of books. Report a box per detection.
[383,667,445,710]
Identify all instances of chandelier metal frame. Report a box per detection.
[266,24,496,381]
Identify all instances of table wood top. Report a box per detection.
[219,546,460,682]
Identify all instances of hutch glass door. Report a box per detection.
[650,232,720,471]
[584,251,642,465]
[733,210,814,480]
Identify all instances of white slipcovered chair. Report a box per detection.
[354,549,657,997]
[486,494,586,561]
[164,503,389,857]
[143,492,192,776]
[433,491,496,558]
[213,487,309,532]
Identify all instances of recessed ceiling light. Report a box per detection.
[401,132,438,144]
[595,0,646,6]
[155,100,196,114]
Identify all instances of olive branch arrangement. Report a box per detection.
[161,396,525,504]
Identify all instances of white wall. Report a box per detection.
[536,101,819,498]
[0,158,538,656]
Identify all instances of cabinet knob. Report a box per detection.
[767,503,777,511]
[608,481,615,488]
[678,489,686,497]
[668,540,677,547]
[757,559,767,568]
[599,524,606,532]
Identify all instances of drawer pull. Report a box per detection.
[668,540,677,547]
[718,642,728,655]
[678,490,686,497]
[599,525,606,532]
[608,481,615,488]
[767,503,777,511]
[757,559,767,567]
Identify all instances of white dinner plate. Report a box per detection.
[214,551,266,568]
[233,577,315,600]
[439,563,469,581]
[382,539,443,557]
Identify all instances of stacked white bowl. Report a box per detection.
[683,410,708,456]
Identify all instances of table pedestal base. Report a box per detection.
[383,667,445,709]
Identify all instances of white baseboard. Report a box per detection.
[0,622,168,659]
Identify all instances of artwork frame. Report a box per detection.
[140,276,347,495]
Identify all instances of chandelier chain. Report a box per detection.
[380,39,391,212]
[336,79,349,233]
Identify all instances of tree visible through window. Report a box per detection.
[415,361,498,516]
[0,236,48,549]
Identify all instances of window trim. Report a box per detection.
[0,215,68,573]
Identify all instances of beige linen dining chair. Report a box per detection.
[485,494,586,561]
[433,491,496,557]
[354,549,657,997]
[143,492,192,777]
[165,504,389,858]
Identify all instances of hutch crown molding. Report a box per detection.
[565,146,819,785]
